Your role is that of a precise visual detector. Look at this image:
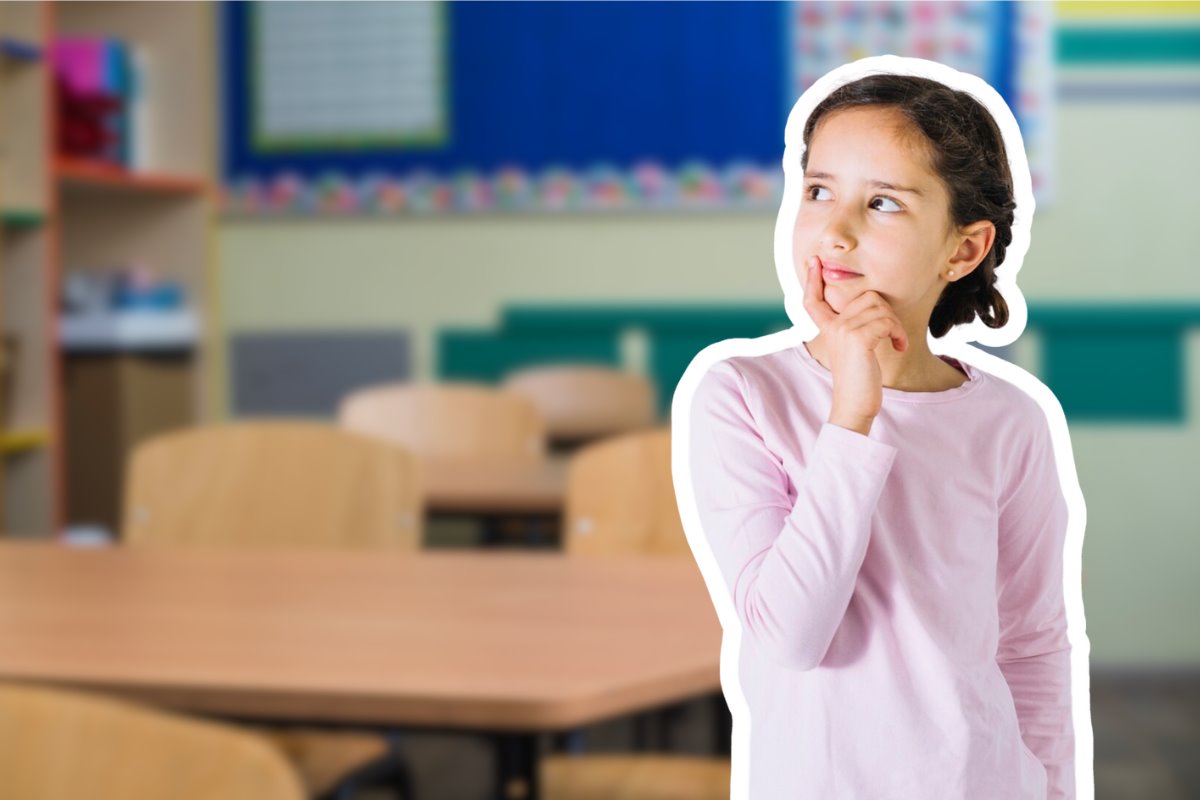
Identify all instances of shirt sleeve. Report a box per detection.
[995,407,1076,800]
[684,359,899,671]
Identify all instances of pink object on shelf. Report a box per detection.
[52,38,106,93]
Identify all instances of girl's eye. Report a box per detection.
[803,184,903,214]
[805,184,832,201]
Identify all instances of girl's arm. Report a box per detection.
[996,408,1076,800]
[684,358,898,671]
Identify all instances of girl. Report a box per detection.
[680,70,1083,799]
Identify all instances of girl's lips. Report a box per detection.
[817,257,861,281]
[822,267,861,281]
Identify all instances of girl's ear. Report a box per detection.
[946,220,996,280]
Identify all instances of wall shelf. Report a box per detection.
[56,157,212,196]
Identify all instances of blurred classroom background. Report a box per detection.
[1,1,1198,799]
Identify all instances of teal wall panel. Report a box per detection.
[1036,304,1200,423]
[440,303,1200,424]
[1058,28,1200,64]
[501,304,790,335]
[1042,327,1184,422]
[437,329,619,382]
[652,331,740,419]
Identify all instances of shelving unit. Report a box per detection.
[1,2,55,537]
[0,1,217,538]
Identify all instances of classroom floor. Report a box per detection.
[353,671,1199,800]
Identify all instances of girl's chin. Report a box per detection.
[823,282,858,306]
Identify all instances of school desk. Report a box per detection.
[421,454,569,514]
[0,542,722,800]
[421,454,571,548]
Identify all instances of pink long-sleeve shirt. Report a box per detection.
[684,340,1076,799]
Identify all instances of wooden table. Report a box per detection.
[421,456,571,549]
[421,456,569,514]
[0,542,722,799]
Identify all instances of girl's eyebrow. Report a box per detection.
[803,170,924,197]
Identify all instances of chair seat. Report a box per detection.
[260,728,391,798]
[541,753,731,800]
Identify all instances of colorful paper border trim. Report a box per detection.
[218,161,784,216]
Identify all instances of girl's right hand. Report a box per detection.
[803,255,909,435]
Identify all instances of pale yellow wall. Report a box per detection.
[217,101,1200,668]
[218,213,780,380]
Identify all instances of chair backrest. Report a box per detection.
[338,381,546,464]
[502,364,657,444]
[123,421,422,549]
[0,682,305,800]
[563,426,689,557]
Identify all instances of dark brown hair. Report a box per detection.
[800,73,1014,338]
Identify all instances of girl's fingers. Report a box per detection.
[803,257,837,328]
[849,315,909,352]
[839,291,908,352]
[804,269,909,352]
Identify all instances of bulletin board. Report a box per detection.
[220,0,791,215]
[219,1,1046,217]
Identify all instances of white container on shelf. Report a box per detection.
[58,307,199,352]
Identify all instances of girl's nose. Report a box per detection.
[819,208,857,251]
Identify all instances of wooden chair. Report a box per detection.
[123,421,422,798]
[562,425,687,557]
[124,421,423,550]
[339,381,551,546]
[502,363,658,450]
[338,380,546,463]
[0,682,305,800]
[542,427,731,800]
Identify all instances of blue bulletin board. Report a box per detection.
[220,1,1031,217]
[220,0,790,215]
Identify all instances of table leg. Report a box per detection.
[493,732,539,800]
[480,515,501,547]
[712,691,732,755]
[632,710,653,750]
[551,728,587,753]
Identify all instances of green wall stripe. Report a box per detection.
[437,328,619,382]
[502,302,1200,332]
[502,304,788,333]
[435,302,1200,423]
[1028,303,1200,329]
[1058,28,1200,64]
[1042,328,1184,422]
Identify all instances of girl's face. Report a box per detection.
[794,105,963,332]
